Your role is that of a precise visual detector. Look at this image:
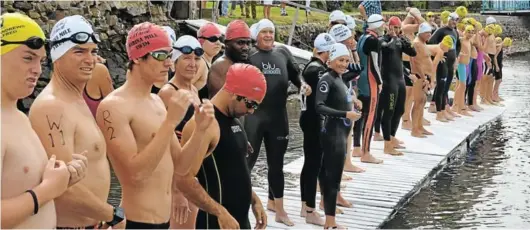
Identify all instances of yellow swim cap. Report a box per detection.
[465,25,475,33]
[457,22,466,31]
[461,18,470,25]
[1,13,45,56]
[495,37,502,43]
[475,21,483,31]
[494,24,502,36]
[427,12,434,17]
[441,11,451,24]
[441,35,454,49]
[484,24,495,35]
[503,37,512,47]
[468,18,477,25]
[455,6,468,18]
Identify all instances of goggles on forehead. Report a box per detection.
[149,50,173,61]
[1,36,48,50]
[200,35,225,43]
[174,46,204,57]
[50,32,100,47]
[236,95,259,110]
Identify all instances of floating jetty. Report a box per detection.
[248,102,509,229]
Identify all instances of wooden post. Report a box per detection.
[212,0,218,23]
[288,6,300,46]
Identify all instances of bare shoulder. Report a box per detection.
[29,93,67,121]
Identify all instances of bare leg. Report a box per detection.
[402,86,413,130]
[344,127,365,173]
[411,80,426,138]
[274,198,294,226]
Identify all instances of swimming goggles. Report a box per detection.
[49,32,100,47]
[199,35,225,43]
[149,50,173,61]
[1,36,48,50]
[174,45,204,56]
[237,95,259,110]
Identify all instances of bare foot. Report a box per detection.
[373,132,384,141]
[324,224,347,229]
[360,153,383,164]
[447,109,460,118]
[267,200,276,212]
[391,137,404,145]
[401,120,412,130]
[351,148,362,157]
[411,131,427,138]
[469,105,481,112]
[443,111,454,121]
[305,210,324,226]
[436,114,448,122]
[343,163,365,173]
[275,213,294,226]
[341,174,352,181]
[384,146,404,156]
[423,118,431,126]
[459,110,473,117]
[428,104,436,113]
[300,203,307,217]
[337,195,353,208]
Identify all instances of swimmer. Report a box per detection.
[195,23,223,99]
[482,22,498,105]
[299,33,335,226]
[151,26,178,95]
[83,63,114,118]
[328,10,347,30]
[208,20,251,98]
[376,16,417,154]
[492,27,505,103]
[355,14,385,164]
[401,7,427,131]
[316,43,362,230]
[176,64,267,229]
[95,22,211,229]
[246,19,310,227]
[1,13,88,229]
[453,25,475,116]
[426,12,438,32]
[465,20,481,112]
[427,35,451,121]
[29,15,123,229]
[472,21,487,111]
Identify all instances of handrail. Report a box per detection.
[481,0,530,12]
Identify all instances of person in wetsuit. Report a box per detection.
[493,37,511,102]
[245,19,310,227]
[299,33,336,226]
[176,64,268,230]
[374,16,417,155]
[316,43,362,229]
[195,23,223,99]
[354,14,385,164]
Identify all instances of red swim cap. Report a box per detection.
[388,16,402,27]
[126,22,171,60]
[224,64,267,102]
[225,20,251,41]
[198,23,222,45]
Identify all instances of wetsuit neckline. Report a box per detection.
[256,46,273,53]
[310,56,325,66]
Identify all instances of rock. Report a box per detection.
[107,15,118,26]
[107,29,117,36]
[28,10,40,19]
[56,1,71,10]
[13,1,33,11]
[43,1,55,11]
[4,4,15,12]
[100,32,109,40]
[98,2,112,12]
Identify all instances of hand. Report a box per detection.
[164,90,196,125]
[217,209,239,229]
[67,151,88,186]
[354,98,363,110]
[247,141,254,154]
[441,56,446,63]
[346,111,362,122]
[378,84,382,94]
[301,83,312,96]
[251,199,267,229]
[172,191,191,225]
[42,155,70,197]
[194,99,215,131]
[409,74,418,83]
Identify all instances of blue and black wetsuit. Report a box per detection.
[374,35,416,141]
[315,70,353,216]
[246,45,302,201]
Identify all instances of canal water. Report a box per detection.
[108,53,530,228]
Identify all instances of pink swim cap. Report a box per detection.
[198,23,222,45]
[126,22,171,60]
[224,64,267,102]
[225,20,251,41]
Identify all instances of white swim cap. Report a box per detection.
[367,14,385,29]
[345,15,356,30]
[407,7,421,18]
[314,33,336,52]
[448,12,459,22]
[329,24,352,42]
[418,22,432,34]
[329,10,346,23]
[486,16,496,25]
[255,19,275,35]
[173,35,202,61]
[329,43,350,62]
[162,26,177,44]
[250,23,258,40]
[50,15,97,62]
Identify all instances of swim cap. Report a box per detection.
[162,26,177,44]
[126,22,171,60]
[250,23,258,40]
[486,16,496,25]
[448,12,459,22]
[484,24,495,35]
[255,19,275,35]
[441,35,454,49]
[224,63,267,102]
[329,10,346,23]
[329,43,350,62]
[407,8,421,18]
[426,12,434,17]
[345,15,356,30]
[495,37,502,43]
[503,37,512,47]
[465,25,475,33]
[49,15,96,62]
[367,14,385,30]
[314,33,336,52]
[1,13,45,56]
[418,22,432,34]
[329,24,352,42]
[440,11,451,24]
[467,18,477,26]
[172,35,202,62]
[388,16,402,27]
[455,6,468,18]
[457,22,466,31]
[475,21,483,31]
[197,22,222,45]
[494,24,502,36]
[225,20,250,41]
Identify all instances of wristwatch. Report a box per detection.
[105,206,125,227]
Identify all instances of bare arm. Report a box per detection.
[95,63,115,97]
[28,102,114,222]
[192,59,208,91]
[1,184,56,228]
[358,4,367,20]
[207,63,226,98]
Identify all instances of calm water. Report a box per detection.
[109,54,530,229]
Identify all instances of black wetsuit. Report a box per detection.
[167,82,195,140]
[465,54,479,105]
[245,45,302,201]
[196,106,252,229]
[428,26,461,111]
[494,48,503,80]
[374,35,416,141]
[198,56,211,99]
[299,57,326,209]
[315,70,353,216]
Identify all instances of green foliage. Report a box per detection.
[343,2,355,12]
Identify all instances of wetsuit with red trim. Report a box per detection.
[354,30,382,154]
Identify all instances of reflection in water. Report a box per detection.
[384,55,530,228]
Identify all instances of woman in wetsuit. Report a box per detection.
[157,35,204,229]
[315,43,361,229]
[299,33,336,226]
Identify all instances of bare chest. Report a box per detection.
[68,106,107,161]
[129,103,167,149]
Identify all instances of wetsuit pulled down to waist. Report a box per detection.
[125,220,170,229]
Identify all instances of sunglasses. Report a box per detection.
[1,36,48,50]
[50,32,101,47]
[236,95,259,110]
[330,21,347,26]
[149,50,173,61]
[174,46,204,56]
[199,36,225,43]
